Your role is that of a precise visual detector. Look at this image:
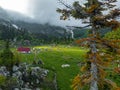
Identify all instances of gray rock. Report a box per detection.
[13,65,19,72]
[0,62,49,89]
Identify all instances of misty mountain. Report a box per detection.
[13,21,66,36]
[0,7,89,44]
[0,7,69,38]
[0,7,11,23]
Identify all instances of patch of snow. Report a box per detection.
[12,24,18,29]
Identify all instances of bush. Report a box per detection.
[13,52,21,65]
[104,28,120,40]
[0,75,18,90]
[0,41,21,71]
[0,48,13,67]
[5,77,18,90]
[0,75,6,88]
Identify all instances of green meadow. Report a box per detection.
[18,45,87,90]
[15,45,120,90]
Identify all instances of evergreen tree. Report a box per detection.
[57,0,120,90]
[0,40,14,71]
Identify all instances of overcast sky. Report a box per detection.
[0,0,120,27]
[27,0,84,26]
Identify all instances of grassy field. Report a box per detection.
[15,45,120,90]
[18,45,87,90]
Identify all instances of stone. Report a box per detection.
[36,79,39,84]
[61,64,70,68]
[13,65,19,72]
[14,71,22,76]
[0,62,49,90]
[14,88,20,90]
[21,88,32,90]
[0,66,9,76]
[36,88,40,90]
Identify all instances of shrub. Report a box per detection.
[0,41,20,71]
[0,75,6,88]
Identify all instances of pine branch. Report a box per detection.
[66,25,91,29]
[58,0,73,10]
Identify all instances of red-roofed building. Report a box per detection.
[17,47,31,53]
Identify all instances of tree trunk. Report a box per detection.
[90,41,98,90]
[90,63,98,90]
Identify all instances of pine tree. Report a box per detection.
[0,40,14,71]
[57,0,120,90]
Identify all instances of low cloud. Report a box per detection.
[27,0,83,27]
[27,0,120,27]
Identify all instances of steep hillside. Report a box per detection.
[0,7,91,44]
[0,7,72,41]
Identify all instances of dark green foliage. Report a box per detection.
[73,29,88,39]
[0,41,14,70]
[0,22,74,45]
[105,28,120,40]
[0,40,4,49]
[0,75,6,88]
[14,21,67,39]
[99,27,112,37]
[0,24,33,41]
[0,24,15,40]
[4,77,18,90]
[13,52,21,65]
[0,41,20,71]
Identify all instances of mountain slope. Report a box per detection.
[0,7,70,40]
[0,7,90,44]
